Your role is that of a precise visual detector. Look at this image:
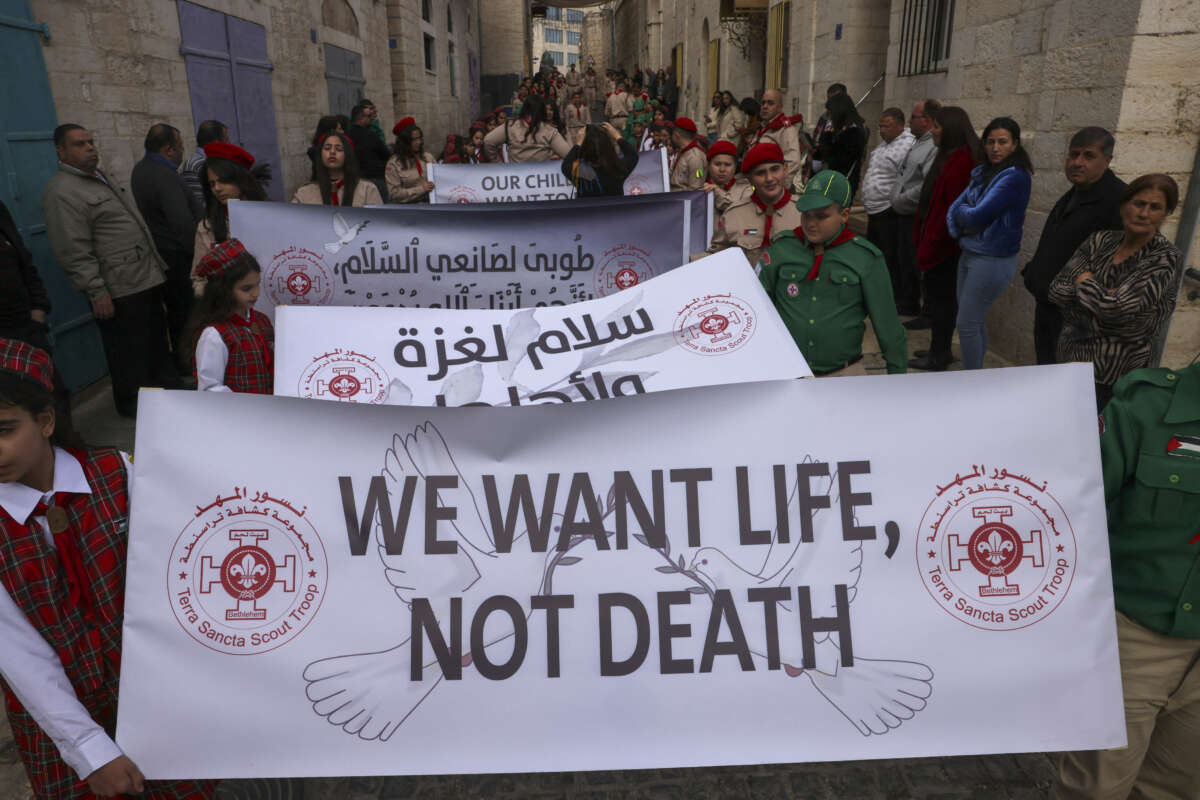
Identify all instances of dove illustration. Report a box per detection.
[687,461,934,736]
[323,212,369,255]
[304,423,558,740]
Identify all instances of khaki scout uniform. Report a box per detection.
[483,119,572,163]
[707,191,803,267]
[670,142,707,192]
[565,69,582,96]
[564,102,591,133]
[605,90,633,130]
[384,152,436,203]
[291,180,383,207]
[708,177,753,215]
[751,115,804,186]
[1055,365,1200,799]
[716,106,747,144]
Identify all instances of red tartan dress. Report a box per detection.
[210,310,275,394]
[0,448,215,799]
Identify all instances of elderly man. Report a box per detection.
[888,99,941,338]
[749,89,803,186]
[862,107,916,315]
[41,124,171,417]
[1022,127,1126,365]
[669,117,707,192]
[131,123,200,370]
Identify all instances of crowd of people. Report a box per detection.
[0,56,1194,799]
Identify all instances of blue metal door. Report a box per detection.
[324,43,365,118]
[0,0,107,390]
[178,1,285,201]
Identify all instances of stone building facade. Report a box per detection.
[28,0,486,202]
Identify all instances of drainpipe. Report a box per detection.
[1153,134,1200,366]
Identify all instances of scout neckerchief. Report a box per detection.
[330,179,344,206]
[754,113,790,144]
[29,494,93,619]
[672,139,703,171]
[793,224,856,280]
[750,189,793,246]
[707,175,737,192]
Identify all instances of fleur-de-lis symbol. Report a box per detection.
[229,552,267,589]
[976,530,1014,566]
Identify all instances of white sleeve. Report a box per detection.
[195,327,232,392]
[0,585,123,779]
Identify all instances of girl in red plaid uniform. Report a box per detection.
[0,338,215,798]
[185,239,274,394]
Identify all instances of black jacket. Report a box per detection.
[1022,169,1125,303]
[348,124,391,179]
[130,153,201,257]
[0,201,51,329]
[562,138,639,197]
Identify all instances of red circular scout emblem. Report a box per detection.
[168,486,328,655]
[595,244,655,297]
[786,282,800,297]
[298,349,389,404]
[449,186,480,203]
[265,247,334,306]
[674,294,757,355]
[917,466,1077,631]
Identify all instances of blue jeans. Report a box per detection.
[955,251,1018,370]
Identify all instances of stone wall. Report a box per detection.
[479,0,530,112]
[387,0,482,152]
[580,5,614,75]
[32,0,395,201]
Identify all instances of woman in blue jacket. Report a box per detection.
[947,117,1033,369]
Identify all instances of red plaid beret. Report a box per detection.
[741,142,785,174]
[203,142,254,169]
[392,117,416,136]
[706,140,738,161]
[0,338,54,392]
[195,238,249,280]
[674,117,697,134]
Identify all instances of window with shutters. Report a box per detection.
[898,0,955,76]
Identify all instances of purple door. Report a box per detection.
[177,1,284,201]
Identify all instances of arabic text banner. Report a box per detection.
[273,250,810,406]
[118,365,1124,778]
[428,149,668,203]
[231,197,695,319]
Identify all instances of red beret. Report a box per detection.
[741,142,785,174]
[392,117,416,136]
[674,117,697,134]
[203,142,254,170]
[706,140,738,161]
[195,238,250,280]
[0,338,53,392]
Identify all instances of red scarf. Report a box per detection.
[706,176,737,191]
[791,224,857,280]
[750,189,793,244]
[754,113,790,144]
[673,139,702,169]
[330,179,344,206]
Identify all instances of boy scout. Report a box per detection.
[605,80,633,130]
[1055,365,1200,800]
[704,140,753,214]
[669,117,707,192]
[758,170,907,376]
[707,142,803,266]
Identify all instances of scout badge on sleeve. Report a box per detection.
[1166,435,1200,457]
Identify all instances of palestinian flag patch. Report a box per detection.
[1166,435,1200,456]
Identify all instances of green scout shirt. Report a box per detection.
[758,225,907,374]
[1101,364,1200,638]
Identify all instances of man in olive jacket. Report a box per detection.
[41,124,171,417]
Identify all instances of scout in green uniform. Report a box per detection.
[758,170,908,376]
[1055,365,1200,800]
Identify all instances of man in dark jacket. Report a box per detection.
[0,200,73,428]
[348,102,392,201]
[131,123,199,370]
[1022,127,1125,365]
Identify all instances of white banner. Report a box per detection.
[118,366,1124,778]
[272,250,811,407]
[231,197,699,319]
[428,149,669,203]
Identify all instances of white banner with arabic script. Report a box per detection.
[272,249,811,407]
[231,196,699,320]
[117,365,1123,778]
[428,149,669,203]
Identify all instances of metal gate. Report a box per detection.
[0,0,107,390]
[178,0,285,201]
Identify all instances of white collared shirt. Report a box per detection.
[0,447,132,780]
[195,326,232,392]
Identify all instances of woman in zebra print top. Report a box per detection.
[1049,173,1181,410]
